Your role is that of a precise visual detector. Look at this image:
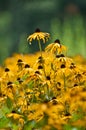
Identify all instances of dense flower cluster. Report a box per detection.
[0,30,86,130]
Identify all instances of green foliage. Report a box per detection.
[0,116,10,128]
[50,15,86,57]
[6,97,13,110]
[24,120,36,130]
[63,124,86,130]
[0,104,11,129]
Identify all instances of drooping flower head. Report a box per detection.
[45,39,67,55]
[27,28,50,44]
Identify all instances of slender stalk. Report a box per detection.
[38,40,46,77]
[38,40,42,57]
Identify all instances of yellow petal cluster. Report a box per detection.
[27,28,50,44]
[45,39,67,55]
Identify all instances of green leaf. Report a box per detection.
[6,97,13,110]
[27,80,34,89]
[23,120,36,130]
[0,116,9,128]
[14,80,19,85]
[22,74,29,80]
[0,104,11,117]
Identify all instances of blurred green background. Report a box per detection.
[0,0,86,64]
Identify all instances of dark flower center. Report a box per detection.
[25,64,30,68]
[5,68,10,72]
[35,71,40,74]
[12,110,16,113]
[17,77,23,84]
[38,65,43,69]
[52,97,56,100]
[56,54,65,58]
[7,81,13,85]
[74,83,78,87]
[46,75,50,80]
[65,112,71,116]
[60,64,66,68]
[54,39,60,44]
[57,82,61,86]
[35,28,41,32]
[17,59,23,63]
[38,56,43,60]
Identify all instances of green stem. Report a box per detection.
[38,40,42,57]
[38,40,46,77]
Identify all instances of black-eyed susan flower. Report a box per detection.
[6,111,23,120]
[27,28,50,76]
[45,39,67,55]
[27,28,50,44]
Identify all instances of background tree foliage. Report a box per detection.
[0,0,86,64]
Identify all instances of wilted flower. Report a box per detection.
[45,39,67,55]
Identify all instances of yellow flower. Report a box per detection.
[27,28,50,44]
[6,112,23,120]
[45,39,67,55]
